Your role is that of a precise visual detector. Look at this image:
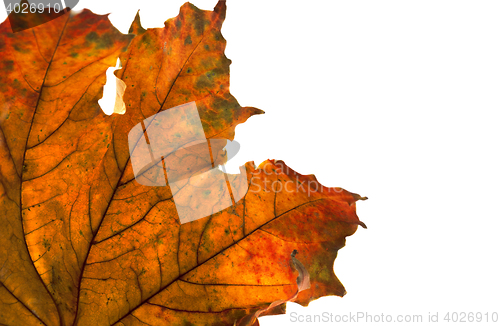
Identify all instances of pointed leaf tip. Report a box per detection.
[214,0,227,22]
[129,10,146,35]
[215,0,227,11]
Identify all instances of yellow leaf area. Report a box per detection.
[0,1,366,325]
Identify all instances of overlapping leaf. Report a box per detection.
[0,2,366,326]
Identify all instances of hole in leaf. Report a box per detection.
[98,57,126,115]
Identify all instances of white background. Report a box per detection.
[3,1,500,325]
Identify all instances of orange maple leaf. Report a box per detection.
[0,2,366,325]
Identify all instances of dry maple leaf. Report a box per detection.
[0,1,366,326]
